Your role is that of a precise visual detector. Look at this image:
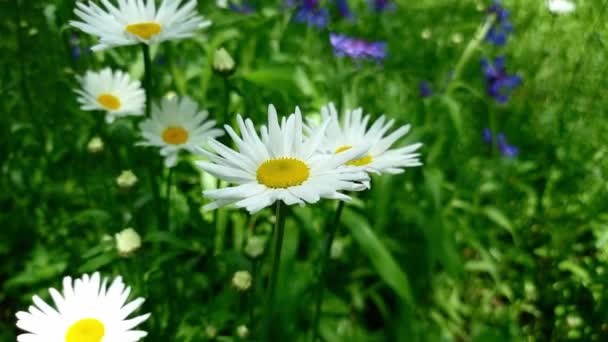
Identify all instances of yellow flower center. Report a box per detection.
[162,126,189,145]
[256,158,310,188]
[334,145,373,166]
[125,22,162,40]
[97,94,121,110]
[65,318,105,342]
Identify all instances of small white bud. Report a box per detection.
[232,270,252,291]
[421,28,432,40]
[244,236,265,258]
[116,170,138,189]
[330,239,344,260]
[205,325,217,338]
[451,33,463,45]
[213,47,235,75]
[87,136,104,153]
[236,325,249,338]
[115,228,142,256]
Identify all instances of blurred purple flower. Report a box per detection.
[482,128,519,157]
[329,33,387,61]
[497,133,519,157]
[419,81,433,98]
[369,0,395,12]
[481,56,521,103]
[293,0,329,29]
[230,1,255,14]
[69,33,81,60]
[486,0,513,46]
[482,127,493,144]
[335,0,354,19]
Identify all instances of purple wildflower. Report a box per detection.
[329,33,387,61]
[69,33,81,60]
[369,0,395,12]
[335,0,354,19]
[293,0,329,29]
[419,81,433,98]
[496,133,519,157]
[230,1,255,14]
[482,127,493,144]
[481,56,521,103]
[482,129,519,157]
[486,0,513,46]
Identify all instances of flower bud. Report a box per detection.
[232,270,252,291]
[213,47,235,76]
[244,236,265,258]
[205,325,217,339]
[87,136,104,153]
[330,239,344,260]
[116,170,138,189]
[115,228,142,256]
[236,325,249,338]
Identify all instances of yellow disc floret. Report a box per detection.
[334,145,373,166]
[97,94,121,110]
[125,22,162,40]
[65,318,105,342]
[256,158,310,188]
[162,127,189,145]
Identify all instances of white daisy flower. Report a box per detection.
[16,272,150,342]
[138,95,223,167]
[70,0,212,51]
[316,102,423,175]
[196,105,370,213]
[546,0,576,14]
[75,68,145,123]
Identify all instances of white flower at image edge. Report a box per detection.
[16,272,150,342]
[138,96,224,168]
[196,105,370,213]
[70,0,212,51]
[75,68,145,123]
[316,102,423,175]
[546,0,576,14]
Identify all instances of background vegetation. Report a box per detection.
[1,0,607,341]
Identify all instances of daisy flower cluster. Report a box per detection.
[197,103,422,213]
[18,0,423,340]
[70,0,221,168]
[16,1,219,340]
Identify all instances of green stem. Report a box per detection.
[212,76,231,251]
[445,16,495,95]
[142,44,152,117]
[249,260,257,325]
[263,201,287,338]
[165,168,174,231]
[311,200,345,342]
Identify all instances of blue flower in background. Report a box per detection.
[335,0,354,19]
[369,0,395,12]
[230,1,255,14]
[486,0,513,46]
[70,33,81,60]
[483,128,519,157]
[481,56,521,103]
[482,127,493,144]
[419,81,433,98]
[293,0,330,29]
[497,133,519,157]
[329,33,387,61]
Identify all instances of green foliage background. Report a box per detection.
[1,0,608,341]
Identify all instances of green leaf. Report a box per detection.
[342,209,414,305]
[482,206,515,239]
